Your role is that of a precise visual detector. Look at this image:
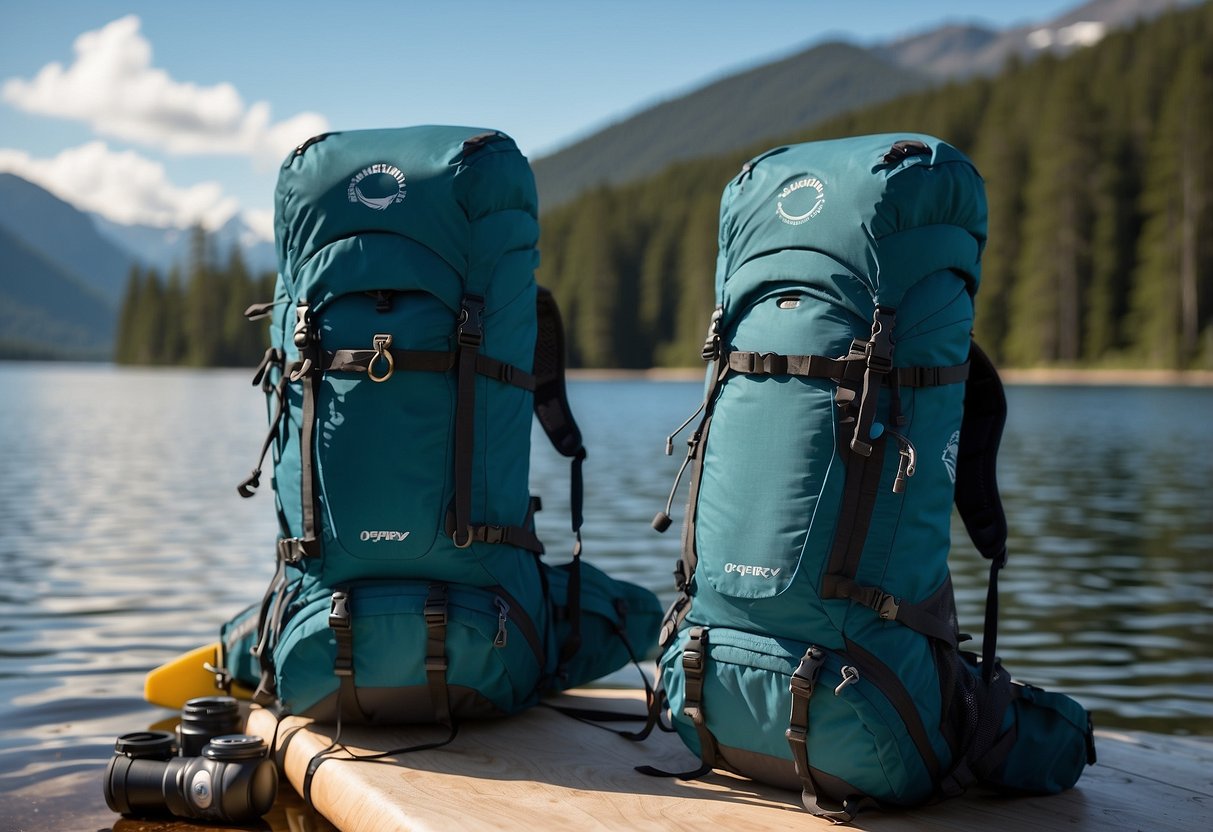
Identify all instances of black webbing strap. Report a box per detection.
[451,295,486,549]
[559,447,586,667]
[786,647,837,817]
[424,583,452,726]
[680,627,719,768]
[328,590,366,722]
[820,576,958,647]
[251,561,303,705]
[726,350,970,388]
[287,304,323,561]
[953,340,1009,683]
[323,348,535,391]
[727,351,852,379]
[533,287,588,668]
[824,435,887,581]
[851,307,897,456]
[443,511,545,554]
[250,552,288,705]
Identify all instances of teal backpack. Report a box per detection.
[219,126,660,735]
[652,134,1096,819]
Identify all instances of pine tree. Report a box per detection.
[114,265,143,364]
[968,59,1029,363]
[565,188,620,368]
[161,266,186,364]
[1006,58,1095,365]
[1129,44,1213,367]
[183,226,222,366]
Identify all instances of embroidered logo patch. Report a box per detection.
[347,163,407,210]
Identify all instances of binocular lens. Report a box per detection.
[104,731,178,816]
[113,730,177,759]
[177,695,241,757]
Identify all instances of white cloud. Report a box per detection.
[2,15,328,163]
[242,209,275,243]
[0,141,241,230]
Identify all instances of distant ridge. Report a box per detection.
[0,223,115,358]
[532,0,1196,209]
[531,42,931,209]
[0,173,132,305]
[875,0,1196,78]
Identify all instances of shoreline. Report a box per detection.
[4,359,1211,387]
[567,366,1213,386]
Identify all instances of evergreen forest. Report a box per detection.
[114,226,273,367]
[539,3,1213,369]
[116,3,1213,370]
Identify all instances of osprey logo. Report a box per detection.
[776,176,825,225]
[942,430,960,484]
[347,163,407,210]
[360,530,411,543]
[725,562,782,579]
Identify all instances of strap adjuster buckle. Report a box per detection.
[328,592,351,629]
[278,538,302,564]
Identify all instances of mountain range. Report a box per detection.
[0,0,1193,360]
[531,0,1193,207]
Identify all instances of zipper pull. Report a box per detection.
[834,665,860,696]
[652,436,698,533]
[493,597,509,648]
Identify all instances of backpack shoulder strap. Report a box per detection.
[534,286,585,461]
[533,287,587,665]
[955,339,1008,564]
[955,339,1009,682]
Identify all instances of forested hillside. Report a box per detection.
[538,2,1213,369]
[531,42,932,209]
[114,226,273,367]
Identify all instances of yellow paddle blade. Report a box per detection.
[144,642,254,710]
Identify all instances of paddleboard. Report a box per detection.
[244,690,1212,832]
[144,642,254,710]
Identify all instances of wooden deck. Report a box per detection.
[246,688,1212,832]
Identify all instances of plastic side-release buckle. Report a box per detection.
[864,307,897,374]
[456,296,485,348]
[788,646,825,697]
[328,592,351,630]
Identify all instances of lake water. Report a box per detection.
[0,362,1210,830]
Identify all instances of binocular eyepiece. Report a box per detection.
[104,696,277,823]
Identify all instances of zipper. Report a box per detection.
[493,596,509,648]
[841,640,941,781]
[490,585,544,667]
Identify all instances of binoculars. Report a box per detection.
[104,695,277,823]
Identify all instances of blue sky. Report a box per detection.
[0,0,1082,239]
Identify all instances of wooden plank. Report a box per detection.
[246,689,1213,832]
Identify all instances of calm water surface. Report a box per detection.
[0,363,1210,829]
